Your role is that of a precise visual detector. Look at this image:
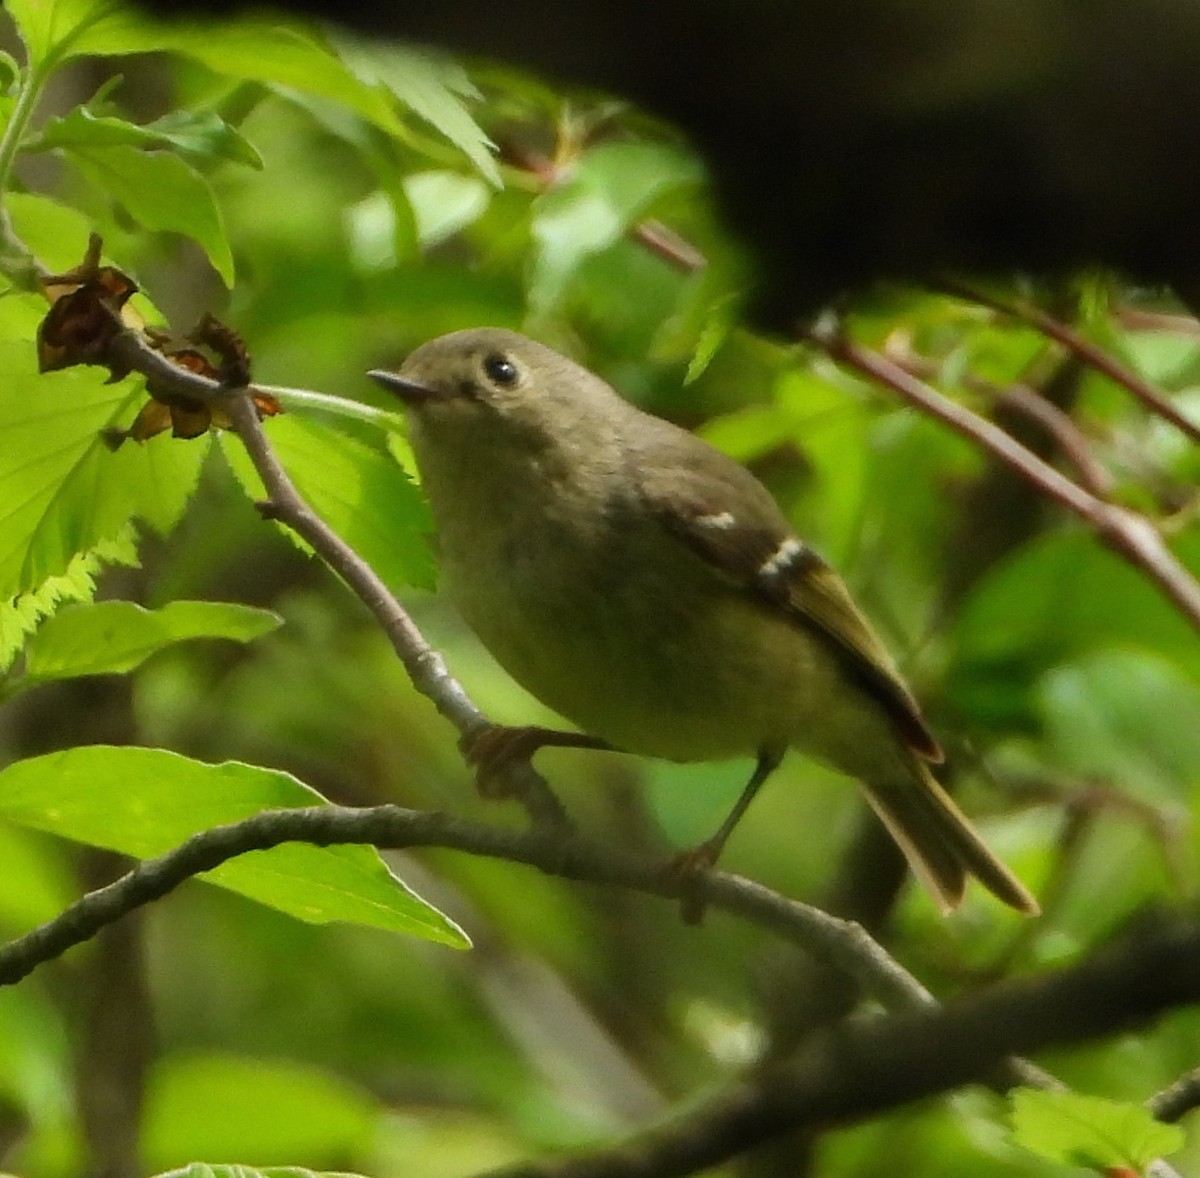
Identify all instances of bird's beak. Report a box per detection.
[367,369,444,405]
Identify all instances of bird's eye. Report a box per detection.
[482,353,519,387]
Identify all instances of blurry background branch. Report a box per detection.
[479,912,1200,1178]
[806,320,1200,633]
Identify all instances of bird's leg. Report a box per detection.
[460,723,616,798]
[671,745,785,922]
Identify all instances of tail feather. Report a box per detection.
[862,761,1039,916]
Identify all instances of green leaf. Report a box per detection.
[29,104,263,169]
[0,747,468,947]
[0,531,138,675]
[948,528,1200,727]
[5,0,123,70]
[404,170,492,247]
[685,298,736,384]
[333,37,499,185]
[23,600,281,682]
[66,16,404,138]
[529,141,703,312]
[146,1054,378,1174]
[1010,1088,1184,1170]
[0,300,205,601]
[5,190,97,273]
[220,414,436,592]
[1037,647,1200,800]
[63,144,234,285]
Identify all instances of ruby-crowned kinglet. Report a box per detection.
[369,328,1038,915]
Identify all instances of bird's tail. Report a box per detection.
[862,760,1039,915]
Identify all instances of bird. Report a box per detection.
[368,328,1038,915]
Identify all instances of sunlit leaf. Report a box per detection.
[23,600,281,682]
[1010,1088,1184,1170]
[220,414,436,592]
[29,105,263,169]
[404,171,492,247]
[0,297,205,601]
[5,0,123,69]
[0,746,468,946]
[157,1168,362,1178]
[63,145,234,286]
[0,530,138,674]
[529,142,703,312]
[334,37,500,185]
[65,16,406,140]
[5,191,101,275]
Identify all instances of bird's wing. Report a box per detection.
[637,452,943,762]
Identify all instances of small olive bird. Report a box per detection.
[369,328,1038,915]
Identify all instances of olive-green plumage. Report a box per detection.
[370,328,1037,915]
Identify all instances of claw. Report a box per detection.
[459,724,613,798]
[665,839,723,925]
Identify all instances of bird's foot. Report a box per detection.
[665,837,724,925]
[459,724,611,798]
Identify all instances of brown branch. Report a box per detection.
[0,803,950,1015]
[941,283,1200,446]
[632,219,707,273]
[806,321,1200,634]
[885,342,1115,498]
[479,912,1200,1178]
[1116,308,1200,337]
[1148,1066,1200,1124]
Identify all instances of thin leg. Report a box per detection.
[702,745,785,863]
[672,745,785,923]
[461,723,616,797]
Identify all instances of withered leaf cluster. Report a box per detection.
[37,236,280,446]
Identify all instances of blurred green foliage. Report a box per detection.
[0,2,1198,1176]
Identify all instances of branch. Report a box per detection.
[885,341,1115,498]
[806,321,1200,634]
[940,282,1200,446]
[1148,1065,1200,1124]
[45,304,1197,1178]
[0,803,942,1014]
[478,912,1200,1178]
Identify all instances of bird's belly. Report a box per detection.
[443,540,853,764]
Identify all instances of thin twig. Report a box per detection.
[883,340,1115,498]
[1116,308,1200,337]
[942,282,1200,446]
[806,322,1200,634]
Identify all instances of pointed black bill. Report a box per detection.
[367,369,443,404]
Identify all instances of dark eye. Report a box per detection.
[482,353,518,387]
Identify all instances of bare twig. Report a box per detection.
[632,219,707,273]
[1116,308,1200,337]
[1149,1065,1200,1123]
[941,282,1200,446]
[806,321,1200,634]
[884,341,1115,498]
[0,803,943,1014]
